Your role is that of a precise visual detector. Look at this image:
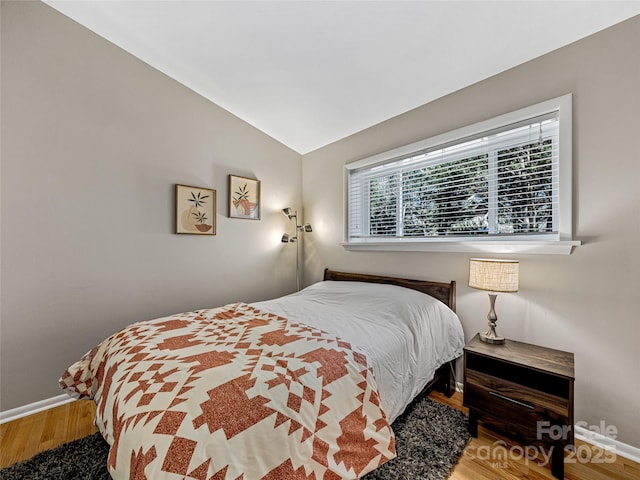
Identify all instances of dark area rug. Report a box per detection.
[363,396,470,479]
[0,396,469,480]
[0,431,110,480]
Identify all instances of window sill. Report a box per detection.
[341,240,581,255]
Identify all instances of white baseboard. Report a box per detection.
[0,394,76,424]
[575,424,640,464]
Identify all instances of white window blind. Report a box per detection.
[345,95,573,249]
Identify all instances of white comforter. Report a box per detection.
[252,280,465,422]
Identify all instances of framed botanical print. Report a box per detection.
[175,184,216,235]
[229,175,260,220]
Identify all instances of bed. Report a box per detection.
[60,268,464,480]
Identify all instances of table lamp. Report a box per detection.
[469,258,519,345]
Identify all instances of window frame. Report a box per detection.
[342,94,580,255]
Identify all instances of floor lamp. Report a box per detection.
[281,208,312,291]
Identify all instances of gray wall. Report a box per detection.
[1,1,301,410]
[302,16,640,447]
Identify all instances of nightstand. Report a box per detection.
[463,334,574,479]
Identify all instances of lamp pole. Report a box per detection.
[281,208,311,292]
[295,212,300,291]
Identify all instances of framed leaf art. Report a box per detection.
[175,184,216,235]
[229,175,260,220]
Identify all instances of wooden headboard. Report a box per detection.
[323,268,456,312]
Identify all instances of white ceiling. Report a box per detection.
[44,1,640,154]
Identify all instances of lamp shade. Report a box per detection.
[282,207,296,219]
[469,258,519,293]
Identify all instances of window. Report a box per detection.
[344,95,578,254]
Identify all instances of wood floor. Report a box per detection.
[0,399,98,469]
[1,391,639,479]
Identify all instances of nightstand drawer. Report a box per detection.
[465,370,570,442]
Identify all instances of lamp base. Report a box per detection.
[479,331,505,345]
[480,293,505,344]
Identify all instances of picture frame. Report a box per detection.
[175,184,216,235]
[229,175,261,220]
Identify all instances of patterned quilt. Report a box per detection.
[60,303,395,479]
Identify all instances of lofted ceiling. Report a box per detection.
[44,1,640,154]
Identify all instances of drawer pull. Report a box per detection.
[489,391,535,410]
